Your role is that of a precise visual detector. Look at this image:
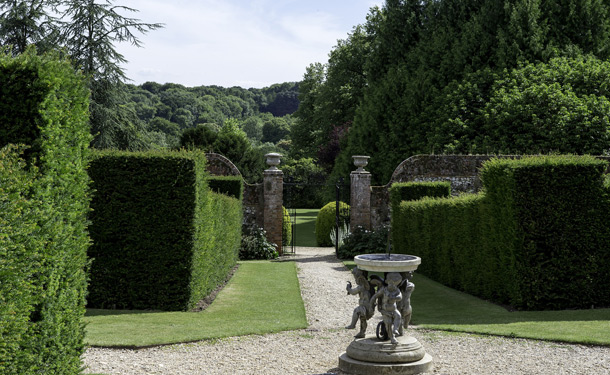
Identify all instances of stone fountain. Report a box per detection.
[339,252,433,374]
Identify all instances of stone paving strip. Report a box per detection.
[83,247,610,374]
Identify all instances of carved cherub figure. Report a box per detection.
[370,272,403,344]
[345,268,375,338]
[397,271,414,336]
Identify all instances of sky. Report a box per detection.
[115,0,383,89]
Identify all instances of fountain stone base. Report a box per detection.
[339,254,433,374]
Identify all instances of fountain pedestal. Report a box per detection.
[339,254,433,375]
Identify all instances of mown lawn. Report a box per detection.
[85,261,307,347]
[85,253,609,348]
[345,261,610,346]
[289,208,318,247]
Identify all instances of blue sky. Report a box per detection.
[115,0,382,88]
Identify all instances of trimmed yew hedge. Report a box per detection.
[207,176,244,200]
[389,181,451,211]
[0,50,91,374]
[392,155,610,310]
[88,151,242,311]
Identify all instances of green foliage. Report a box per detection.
[180,123,218,150]
[315,201,350,247]
[282,206,292,246]
[239,227,279,260]
[337,225,389,260]
[282,157,327,208]
[300,0,610,184]
[430,56,610,155]
[262,116,292,144]
[207,176,243,200]
[291,25,369,164]
[0,146,39,374]
[126,81,299,142]
[88,150,242,311]
[0,0,60,55]
[214,119,250,162]
[0,1,164,151]
[61,0,163,83]
[0,49,92,374]
[179,119,269,183]
[392,155,610,310]
[389,182,451,211]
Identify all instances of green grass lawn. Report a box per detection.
[84,261,307,347]
[345,261,610,346]
[289,208,319,247]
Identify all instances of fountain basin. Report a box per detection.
[354,254,421,273]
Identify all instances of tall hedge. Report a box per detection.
[207,176,244,199]
[88,151,242,311]
[393,155,610,310]
[0,49,92,374]
[389,181,451,211]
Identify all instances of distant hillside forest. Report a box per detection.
[125,81,299,150]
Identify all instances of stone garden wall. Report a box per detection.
[205,153,283,254]
[205,153,263,230]
[371,154,610,228]
[208,152,610,249]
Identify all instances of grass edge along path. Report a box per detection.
[344,261,610,346]
[84,260,307,347]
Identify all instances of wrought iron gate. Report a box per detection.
[283,176,350,254]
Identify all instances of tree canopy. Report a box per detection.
[295,0,610,185]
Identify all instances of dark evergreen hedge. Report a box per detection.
[88,150,242,311]
[0,49,91,374]
[392,155,610,310]
[207,176,244,199]
[389,181,451,211]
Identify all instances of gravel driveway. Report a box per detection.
[83,247,610,374]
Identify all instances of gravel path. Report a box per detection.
[83,247,610,374]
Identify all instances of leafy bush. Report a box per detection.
[88,150,242,311]
[337,225,390,260]
[208,175,243,199]
[0,49,91,374]
[0,146,39,374]
[389,181,451,211]
[282,206,292,246]
[315,201,350,246]
[240,227,279,260]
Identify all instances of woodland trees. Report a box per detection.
[0,0,162,150]
[0,1,299,182]
[297,0,610,185]
[127,82,299,182]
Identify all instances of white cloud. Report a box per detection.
[116,0,378,88]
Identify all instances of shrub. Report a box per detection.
[283,206,292,246]
[0,146,39,374]
[0,49,91,374]
[240,227,279,260]
[389,181,451,211]
[208,175,243,199]
[337,225,390,260]
[330,221,350,248]
[316,201,350,246]
[88,150,242,311]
